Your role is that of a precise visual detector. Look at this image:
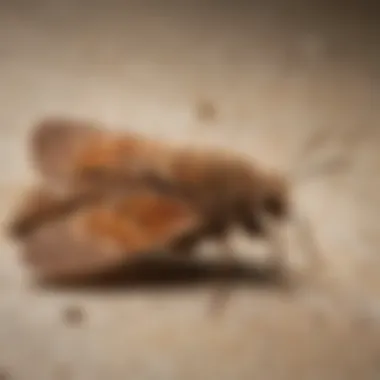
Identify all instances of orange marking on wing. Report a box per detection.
[81,193,200,256]
[119,194,197,231]
[75,134,146,173]
[82,206,148,254]
[75,136,116,169]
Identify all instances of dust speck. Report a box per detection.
[62,304,86,327]
[54,364,72,380]
[196,100,217,123]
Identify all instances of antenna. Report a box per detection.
[261,127,363,282]
[291,126,367,183]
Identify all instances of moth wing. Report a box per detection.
[6,186,60,239]
[19,216,128,282]
[6,185,97,241]
[6,185,127,281]
[28,116,105,185]
[115,192,201,247]
[17,192,201,282]
[76,192,201,256]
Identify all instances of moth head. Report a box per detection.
[259,128,359,279]
[261,170,290,221]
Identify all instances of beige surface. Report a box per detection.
[1,1,380,379]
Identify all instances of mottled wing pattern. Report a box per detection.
[29,117,148,186]
[8,188,200,282]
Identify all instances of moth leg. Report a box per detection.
[209,235,238,316]
[169,230,200,257]
[219,237,238,263]
[260,212,298,291]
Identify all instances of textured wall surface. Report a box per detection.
[1,1,380,379]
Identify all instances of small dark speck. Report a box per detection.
[54,364,72,380]
[196,100,217,123]
[62,304,86,327]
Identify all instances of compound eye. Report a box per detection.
[263,195,287,218]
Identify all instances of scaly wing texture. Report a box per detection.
[29,116,162,187]
[20,216,127,282]
[8,188,201,282]
[6,185,100,240]
[29,117,113,192]
[7,186,60,239]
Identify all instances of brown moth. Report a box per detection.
[23,116,353,281]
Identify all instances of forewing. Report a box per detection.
[13,190,201,282]
[28,116,106,187]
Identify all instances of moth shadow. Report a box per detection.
[35,254,293,294]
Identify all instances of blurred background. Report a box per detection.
[1,1,380,379]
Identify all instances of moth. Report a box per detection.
[56,119,351,261]
[10,116,352,284]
